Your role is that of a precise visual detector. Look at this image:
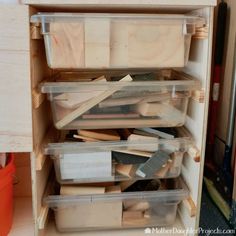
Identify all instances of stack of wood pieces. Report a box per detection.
[59,179,172,227]
[52,73,186,129]
[63,127,185,180]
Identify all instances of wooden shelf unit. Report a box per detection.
[0,1,217,236]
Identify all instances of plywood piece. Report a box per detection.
[128,22,185,67]
[85,18,110,67]
[50,22,85,68]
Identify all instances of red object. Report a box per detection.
[0,154,15,236]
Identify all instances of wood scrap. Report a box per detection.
[78,129,120,141]
[115,164,134,178]
[105,185,121,193]
[55,75,133,129]
[73,134,99,142]
[123,211,144,221]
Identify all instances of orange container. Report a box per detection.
[0,154,15,236]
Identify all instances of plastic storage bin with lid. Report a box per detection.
[31,13,205,69]
[45,133,194,184]
[44,177,189,232]
[0,153,15,236]
[40,70,201,130]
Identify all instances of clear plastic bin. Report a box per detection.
[31,13,205,69]
[45,136,193,184]
[44,178,189,232]
[40,70,200,130]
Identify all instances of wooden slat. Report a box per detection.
[22,0,217,7]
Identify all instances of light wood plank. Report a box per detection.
[0,49,32,152]
[0,5,29,51]
[23,0,217,7]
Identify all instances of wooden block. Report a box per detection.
[78,129,120,141]
[128,134,158,152]
[122,215,148,226]
[183,197,197,217]
[85,18,110,67]
[123,211,144,221]
[136,102,167,117]
[126,202,150,211]
[105,185,121,193]
[128,22,185,67]
[116,164,134,178]
[155,161,171,178]
[110,21,128,67]
[55,75,133,129]
[136,150,170,178]
[50,22,85,68]
[60,186,105,195]
[120,180,136,192]
[56,201,122,228]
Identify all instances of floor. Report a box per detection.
[199,184,234,236]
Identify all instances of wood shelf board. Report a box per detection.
[23,0,216,7]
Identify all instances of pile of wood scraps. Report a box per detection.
[52,73,186,129]
[58,178,177,228]
[57,127,191,181]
